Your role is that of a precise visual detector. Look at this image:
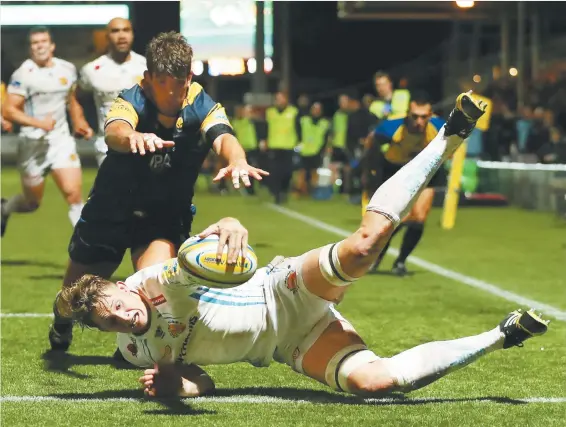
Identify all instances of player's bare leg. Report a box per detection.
[300,307,548,396]
[51,167,84,227]
[301,93,487,303]
[1,176,45,237]
[131,239,177,270]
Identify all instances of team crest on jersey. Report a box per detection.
[168,321,186,338]
[286,271,298,294]
[162,259,179,281]
[59,77,68,86]
[176,117,183,129]
[150,294,167,307]
[127,342,138,357]
[155,326,165,339]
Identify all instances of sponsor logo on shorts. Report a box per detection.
[155,326,165,339]
[168,321,186,338]
[59,77,68,86]
[176,316,198,363]
[150,294,167,307]
[69,153,78,161]
[286,271,298,294]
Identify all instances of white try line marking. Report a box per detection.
[268,204,566,321]
[1,395,565,405]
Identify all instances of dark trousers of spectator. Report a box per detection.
[245,150,259,195]
[267,149,294,204]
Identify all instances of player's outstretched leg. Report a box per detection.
[300,92,487,303]
[344,309,549,395]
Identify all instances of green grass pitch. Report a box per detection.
[1,167,565,426]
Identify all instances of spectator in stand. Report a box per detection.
[526,108,552,155]
[346,97,378,199]
[297,93,311,118]
[362,94,375,112]
[537,126,566,164]
[516,105,533,153]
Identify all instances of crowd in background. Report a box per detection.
[479,65,566,164]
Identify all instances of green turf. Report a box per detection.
[2,168,565,426]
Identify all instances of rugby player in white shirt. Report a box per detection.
[74,18,147,166]
[1,27,93,237]
[57,93,548,398]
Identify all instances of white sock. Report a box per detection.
[366,126,462,226]
[68,203,84,227]
[4,194,36,214]
[382,327,504,392]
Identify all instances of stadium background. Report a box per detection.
[1,1,565,426]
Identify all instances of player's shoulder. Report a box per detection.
[130,51,147,67]
[118,84,147,111]
[183,82,206,107]
[53,57,77,73]
[81,54,108,73]
[11,59,35,78]
[374,116,405,138]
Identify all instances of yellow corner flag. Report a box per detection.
[441,142,467,230]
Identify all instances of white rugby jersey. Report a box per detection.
[7,58,77,141]
[117,259,276,369]
[79,52,146,135]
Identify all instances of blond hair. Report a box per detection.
[57,275,114,328]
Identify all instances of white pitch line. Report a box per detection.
[268,204,566,321]
[1,395,565,404]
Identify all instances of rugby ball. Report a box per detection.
[177,235,258,288]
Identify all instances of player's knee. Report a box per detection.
[351,220,394,258]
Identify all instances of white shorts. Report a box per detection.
[17,136,81,186]
[93,136,108,166]
[265,253,348,372]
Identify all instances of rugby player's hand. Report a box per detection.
[1,117,13,133]
[37,114,56,132]
[198,217,249,263]
[139,363,183,398]
[213,159,269,189]
[73,119,94,139]
[129,132,175,155]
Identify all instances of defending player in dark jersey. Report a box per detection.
[48,32,267,351]
[361,92,445,275]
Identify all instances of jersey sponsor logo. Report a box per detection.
[149,153,172,172]
[168,320,186,338]
[176,316,198,363]
[155,326,165,339]
[286,271,298,294]
[9,80,21,88]
[150,294,167,307]
[59,77,68,86]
